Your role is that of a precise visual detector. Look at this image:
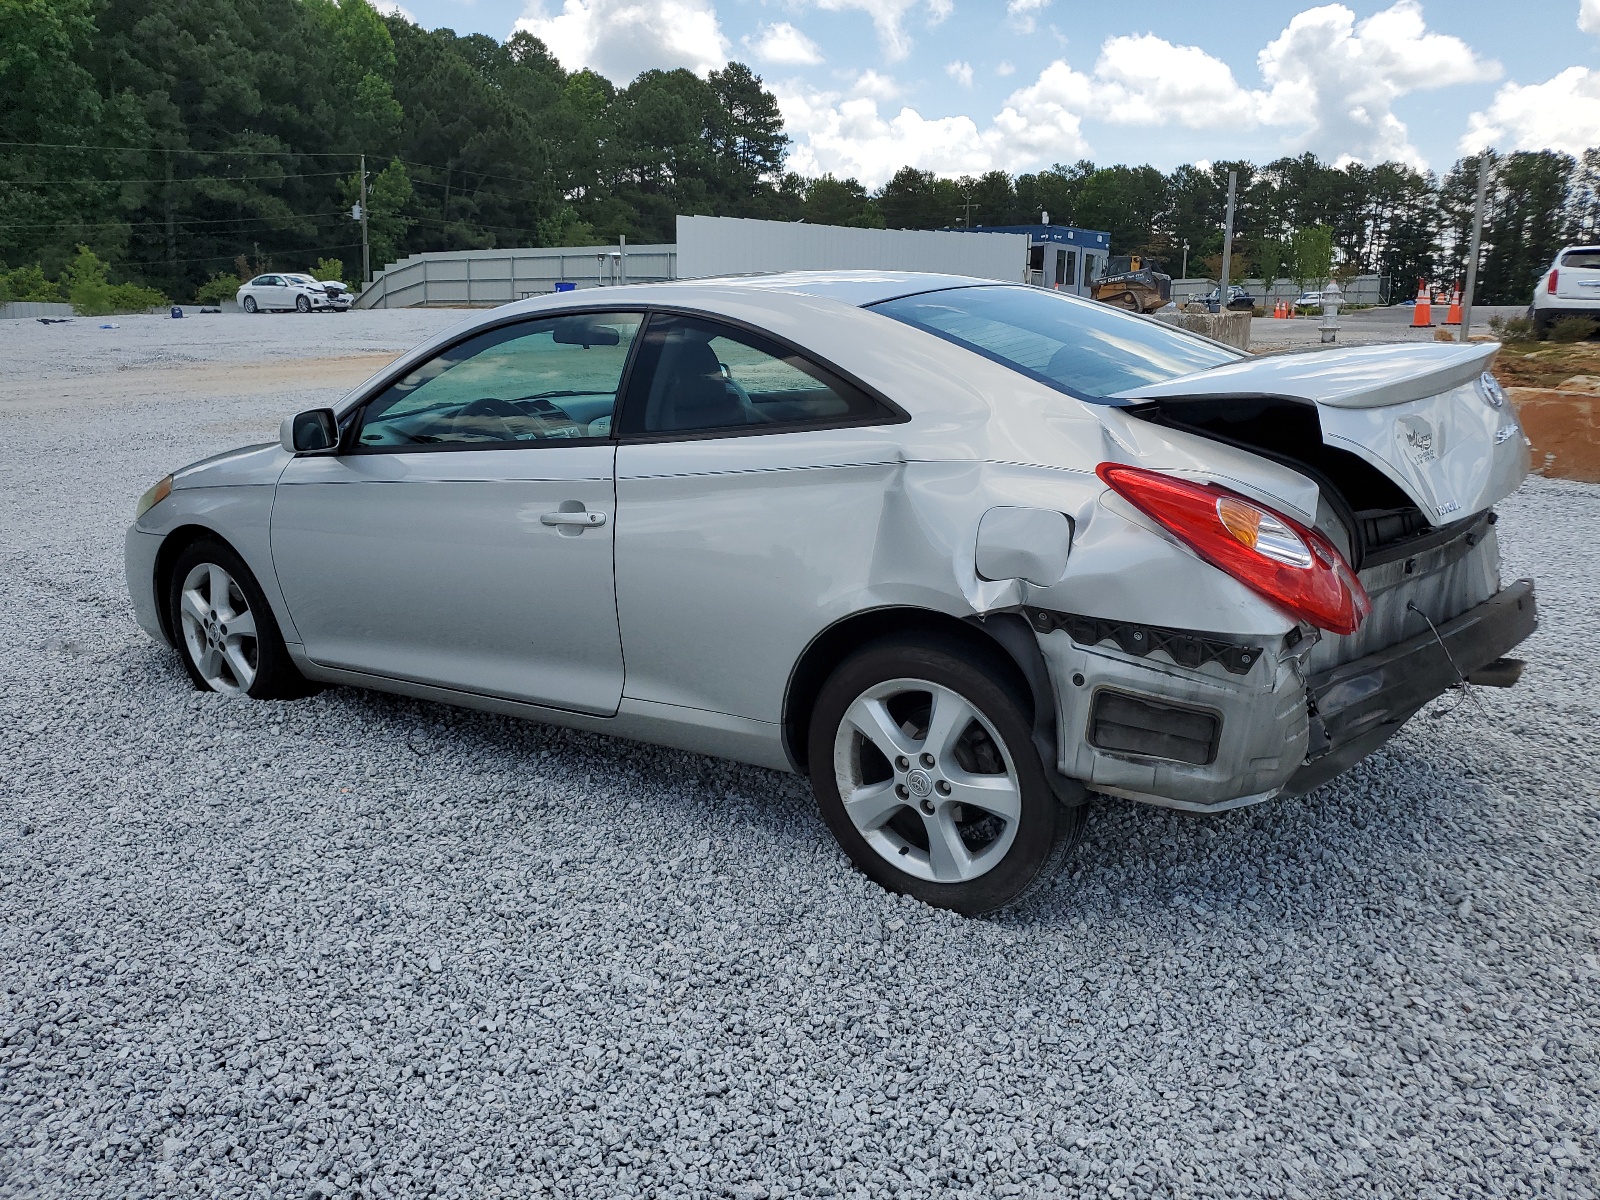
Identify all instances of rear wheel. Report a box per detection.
[241,295,257,314]
[809,635,1083,915]
[168,538,317,699]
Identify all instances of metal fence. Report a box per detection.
[354,245,677,309]
[1170,275,1391,306]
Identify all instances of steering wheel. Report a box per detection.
[450,395,523,441]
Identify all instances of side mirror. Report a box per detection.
[280,408,340,455]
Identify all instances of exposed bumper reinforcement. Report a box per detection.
[1285,578,1537,795]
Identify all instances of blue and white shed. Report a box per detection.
[965,224,1111,295]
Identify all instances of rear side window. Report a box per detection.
[1560,249,1600,269]
[617,313,895,437]
[869,284,1238,402]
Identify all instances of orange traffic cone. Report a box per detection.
[1410,279,1433,327]
[1444,283,1462,326]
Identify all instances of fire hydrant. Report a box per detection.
[1320,280,1342,344]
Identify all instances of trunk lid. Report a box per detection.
[1113,342,1528,528]
[1554,247,1600,301]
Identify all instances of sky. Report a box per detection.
[380,0,1600,187]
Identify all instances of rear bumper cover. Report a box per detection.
[1285,578,1537,795]
[1032,578,1537,812]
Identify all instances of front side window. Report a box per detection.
[354,313,641,449]
[869,284,1238,402]
[618,313,892,437]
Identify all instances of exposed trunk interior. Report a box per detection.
[1129,395,1442,570]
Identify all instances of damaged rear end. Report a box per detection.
[1045,341,1537,811]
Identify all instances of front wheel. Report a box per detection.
[808,635,1083,915]
[241,295,257,314]
[295,294,311,313]
[168,538,317,699]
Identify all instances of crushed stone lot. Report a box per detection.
[1,312,1598,1200]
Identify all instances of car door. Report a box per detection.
[270,311,641,714]
[612,312,907,722]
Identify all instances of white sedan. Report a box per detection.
[127,273,1536,913]
[236,273,344,314]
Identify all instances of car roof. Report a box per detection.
[659,270,1003,307]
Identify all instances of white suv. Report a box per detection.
[236,274,348,314]
[1530,245,1600,334]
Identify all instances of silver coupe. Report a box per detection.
[127,273,1537,913]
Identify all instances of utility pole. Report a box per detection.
[957,199,978,227]
[1180,238,1190,280]
[360,153,371,285]
[619,234,627,285]
[1217,170,1238,311]
[1459,153,1490,343]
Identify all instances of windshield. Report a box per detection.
[868,285,1239,402]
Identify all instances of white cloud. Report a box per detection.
[371,0,417,20]
[851,69,902,100]
[996,60,1015,77]
[779,0,1507,189]
[1084,34,1259,128]
[1461,67,1600,156]
[1460,0,1600,155]
[812,0,950,62]
[946,60,974,88]
[747,21,823,66]
[1255,0,1498,167]
[1006,0,1047,34]
[513,0,728,82]
[777,87,1032,185]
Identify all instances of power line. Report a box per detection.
[0,210,353,230]
[0,140,360,159]
[1,170,350,186]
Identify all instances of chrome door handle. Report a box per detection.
[540,510,606,528]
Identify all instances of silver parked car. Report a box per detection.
[127,273,1536,913]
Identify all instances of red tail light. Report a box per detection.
[1549,268,1559,294]
[1097,463,1370,635]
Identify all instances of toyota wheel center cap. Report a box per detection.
[906,769,934,798]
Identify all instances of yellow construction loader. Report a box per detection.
[1090,255,1172,313]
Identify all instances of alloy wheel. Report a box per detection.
[831,677,1021,883]
[178,562,259,695]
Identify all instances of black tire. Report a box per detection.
[295,294,311,313]
[1534,311,1555,339]
[808,634,1083,915]
[166,537,318,700]
[242,295,257,314]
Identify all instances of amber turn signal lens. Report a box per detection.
[135,475,172,519]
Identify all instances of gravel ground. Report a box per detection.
[1,313,1598,1200]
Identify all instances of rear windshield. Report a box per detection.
[1560,249,1600,269]
[868,285,1238,402]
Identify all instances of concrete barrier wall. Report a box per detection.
[1152,310,1252,350]
[1,302,75,320]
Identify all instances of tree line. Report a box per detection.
[3,0,1597,305]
